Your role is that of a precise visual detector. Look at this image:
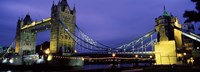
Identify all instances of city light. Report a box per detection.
[183,53,187,56]
[150,55,152,58]
[9,58,14,63]
[112,53,116,57]
[81,57,85,61]
[47,54,53,61]
[135,55,138,58]
[2,58,8,63]
[36,58,45,64]
[187,57,194,65]
[177,53,182,57]
[74,50,77,53]
[45,49,50,54]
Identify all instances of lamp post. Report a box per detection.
[135,54,138,58]
[183,53,187,56]
[183,53,187,63]
[112,53,116,67]
[112,53,116,58]
[135,54,139,66]
[74,50,77,53]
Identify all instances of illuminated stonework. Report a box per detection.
[154,41,177,65]
[15,14,37,55]
[155,9,182,49]
[15,0,76,55]
[154,8,182,65]
[50,0,76,53]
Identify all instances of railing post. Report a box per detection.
[141,39,144,57]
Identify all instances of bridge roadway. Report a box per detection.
[60,52,156,64]
[69,51,155,57]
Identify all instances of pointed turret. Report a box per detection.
[72,4,76,24]
[23,13,32,25]
[163,5,169,16]
[60,0,68,6]
[51,0,57,13]
[51,0,55,8]
[72,4,76,15]
[17,17,21,30]
[17,17,21,24]
[73,4,76,12]
[58,0,70,12]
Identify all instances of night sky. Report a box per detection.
[0,0,197,47]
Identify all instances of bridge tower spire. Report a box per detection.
[163,5,169,16]
[73,4,76,13]
[52,0,55,8]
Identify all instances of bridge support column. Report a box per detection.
[19,30,36,55]
[15,14,37,55]
[154,40,177,65]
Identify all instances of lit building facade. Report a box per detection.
[154,7,182,65]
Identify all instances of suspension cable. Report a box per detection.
[58,19,107,51]
[0,36,16,59]
[75,24,112,48]
[115,29,156,50]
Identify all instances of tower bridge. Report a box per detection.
[1,0,200,66]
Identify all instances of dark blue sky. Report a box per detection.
[0,0,197,47]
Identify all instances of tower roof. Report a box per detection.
[23,13,32,25]
[73,4,76,12]
[60,0,68,6]
[163,6,169,16]
[17,17,21,24]
[58,0,70,11]
[52,0,55,8]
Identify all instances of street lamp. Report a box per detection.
[74,50,77,53]
[112,53,116,57]
[135,55,138,58]
[150,55,153,58]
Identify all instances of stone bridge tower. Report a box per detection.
[50,0,76,54]
[15,0,76,55]
[154,7,182,65]
[15,14,37,55]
